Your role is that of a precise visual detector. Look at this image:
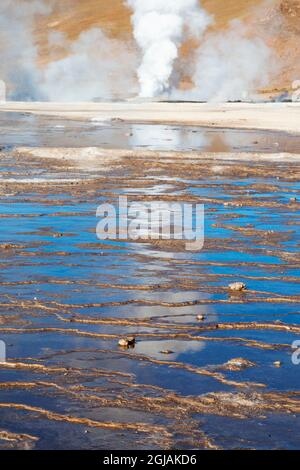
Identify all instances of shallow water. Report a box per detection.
[1,111,300,153]
[0,113,300,449]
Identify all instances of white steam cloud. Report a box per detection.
[127,0,275,101]
[126,0,212,98]
[189,21,274,102]
[42,28,137,101]
[0,0,276,102]
[0,0,51,100]
[0,0,137,101]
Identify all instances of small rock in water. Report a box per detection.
[111,117,124,123]
[197,314,206,321]
[274,361,282,368]
[223,358,256,371]
[160,350,174,355]
[228,282,246,292]
[290,197,297,203]
[127,336,136,345]
[118,336,136,348]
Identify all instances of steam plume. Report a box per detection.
[126,0,212,98]
[0,0,137,101]
[190,20,275,102]
[0,0,277,103]
[42,28,137,101]
[0,0,51,100]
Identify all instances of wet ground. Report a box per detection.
[0,112,300,449]
[1,111,300,153]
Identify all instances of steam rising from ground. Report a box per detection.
[0,0,276,102]
[0,0,51,100]
[126,0,212,98]
[42,28,137,101]
[0,0,137,101]
[127,0,275,101]
[189,21,274,102]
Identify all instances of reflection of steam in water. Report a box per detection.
[221,130,263,151]
[127,202,186,240]
[219,129,295,154]
[129,124,210,151]
[125,290,217,362]
[128,124,300,154]
[129,125,180,150]
[3,113,300,154]
[125,199,204,254]
[124,202,218,359]
[179,128,211,151]
[135,339,205,360]
[0,340,6,363]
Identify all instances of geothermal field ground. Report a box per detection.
[0,101,299,450]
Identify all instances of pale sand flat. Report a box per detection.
[0,102,300,134]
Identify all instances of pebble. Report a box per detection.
[197,314,206,321]
[223,202,243,208]
[118,337,136,348]
[111,117,124,123]
[160,350,174,355]
[273,361,282,367]
[53,233,63,238]
[228,282,247,292]
[224,358,256,371]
